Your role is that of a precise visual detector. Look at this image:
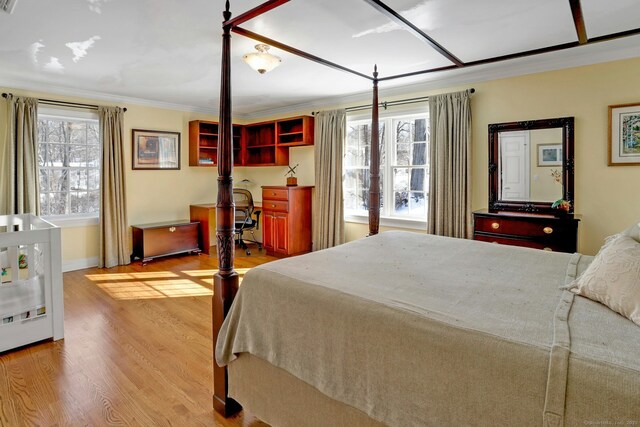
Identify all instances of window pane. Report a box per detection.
[396,143,410,166]
[49,192,68,215]
[70,124,88,144]
[87,124,99,144]
[88,169,100,190]
[412,142,427,165]
[414,119,427,142]
[410,168,425,191]
[69,145,88,166]
[409,192,426,217]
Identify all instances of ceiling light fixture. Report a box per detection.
[242,44,281,74]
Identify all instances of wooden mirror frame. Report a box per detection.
[488,117,575,215]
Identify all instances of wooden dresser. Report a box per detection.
[473,210,579,253]
[131,220,200,264]
[262,186,313,257]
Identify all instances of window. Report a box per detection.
[344,113,428,225]
[37,108,100,218]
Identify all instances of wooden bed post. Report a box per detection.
[212,0,242,417]
[369,65,380,236]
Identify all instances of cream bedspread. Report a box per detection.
[216,231,640,426]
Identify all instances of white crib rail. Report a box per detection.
[0,214,63,352]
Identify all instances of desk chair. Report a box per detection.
[233,188,262,255]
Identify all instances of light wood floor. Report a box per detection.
[0,247,275,427]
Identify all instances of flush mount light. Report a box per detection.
[242,44,281,74]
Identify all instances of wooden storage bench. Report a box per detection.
[131,220,200,264]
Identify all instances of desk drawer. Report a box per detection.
[262,188,289,201]
[262,200,288,213]
[474,216,558,238]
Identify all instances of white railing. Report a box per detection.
[0,214,63,352]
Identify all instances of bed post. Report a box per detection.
[368,65,380,236]
[212,0,242,418]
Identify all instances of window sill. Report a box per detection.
[43,215,99,228]
[345,214,426,230]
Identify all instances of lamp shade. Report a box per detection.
[242,44,281,74]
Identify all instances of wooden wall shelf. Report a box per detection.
[189,115,313,167]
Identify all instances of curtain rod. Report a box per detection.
[2,92,127,112]
[337,88,475,114]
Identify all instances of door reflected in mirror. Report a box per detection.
[499,128,563,202]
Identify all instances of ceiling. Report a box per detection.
[0,0,639,119]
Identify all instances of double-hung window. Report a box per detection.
[344,112,429,227]
[37,108,100,223]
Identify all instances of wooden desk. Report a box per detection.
[190,204,216,255]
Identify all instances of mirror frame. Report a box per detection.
[488,116,574,215]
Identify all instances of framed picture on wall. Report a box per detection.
[609,102,640,166]
[537,143,562,167]
[132,129,181,170]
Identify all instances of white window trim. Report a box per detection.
[345,214,426,230]
[344,109,429,225]
[43,214,99,228]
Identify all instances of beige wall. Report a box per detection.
[3,56,640,265]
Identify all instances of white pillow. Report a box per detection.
[622,221,640,243]
[570,234,640,326]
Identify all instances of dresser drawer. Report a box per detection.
[474,216,559,238]
[262,199,289,212]
[474,233,561,252]
[263,188,289,201]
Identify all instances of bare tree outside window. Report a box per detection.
[344,113,428,221]
[38,115,100,216]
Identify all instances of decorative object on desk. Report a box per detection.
[285,163,299,186]
[608,102,640,166]
[537,143,562,167]
[242,44,281,74]
[132,129,180,170]
[550,168,562,184]
[552,198,571,212]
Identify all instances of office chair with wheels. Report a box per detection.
[233,188,262,255]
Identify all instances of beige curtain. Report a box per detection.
[99,106,129,268]
[427,90,472,238]
[313,109,346,250]
[0,95,39,215]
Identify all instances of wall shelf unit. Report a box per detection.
[189,115,313,168]
[189,120,243,167]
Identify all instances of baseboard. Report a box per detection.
[62,257,98,272]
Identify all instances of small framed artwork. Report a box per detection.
[537,143,562,167]
[132,129,180,170]
[609,102,640,166]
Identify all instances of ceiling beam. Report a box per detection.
[568,0,588,44]
[225,0,291,28]
[232,27,374,81]
[361,0,464,67]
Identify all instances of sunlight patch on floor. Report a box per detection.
[94,279,212,300]
[85,267,254,300]
[85,271,179,281]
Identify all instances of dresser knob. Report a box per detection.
[543,247,553,251]
[169,227,176,232]
[543,227,553,234]
[491,222,500,230]
[271,204,276,208]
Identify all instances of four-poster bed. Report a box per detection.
[213,1,640,425]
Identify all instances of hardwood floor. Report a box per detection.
[0,247,275,427]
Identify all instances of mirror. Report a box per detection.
[488,117,574,215]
